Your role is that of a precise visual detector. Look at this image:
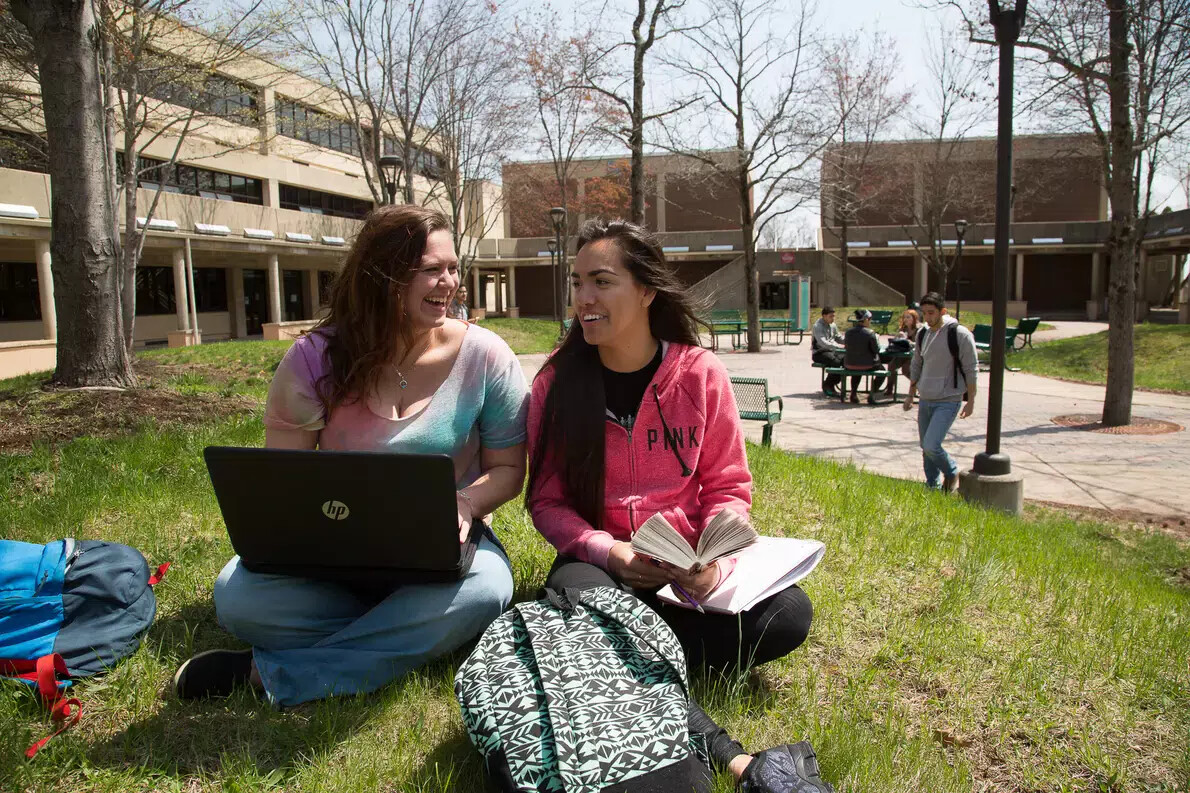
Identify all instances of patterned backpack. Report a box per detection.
[455,586,711,793]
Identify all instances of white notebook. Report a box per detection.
[657,535,825,615]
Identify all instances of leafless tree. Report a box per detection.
[941,0,1190,425]
[511,12,623,324]
[432,25,521,281]
[661,0,834,351]
[102,0,276,357]
[573,0,695,224]
[819,31,911,304]
[892,25,993,302]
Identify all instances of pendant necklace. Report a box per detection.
[393,365,409,390]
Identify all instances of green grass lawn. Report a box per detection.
[474,317,560,354]
[1,355,1188,792]
[1013,324,1190,393]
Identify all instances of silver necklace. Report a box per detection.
[393,364,409,390]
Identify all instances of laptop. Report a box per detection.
[203,446,478,586]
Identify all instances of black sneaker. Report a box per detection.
[740,741,834,793]
[173,648,254,700]
[942,474,958,494]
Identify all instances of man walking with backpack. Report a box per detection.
[903,293,978,492]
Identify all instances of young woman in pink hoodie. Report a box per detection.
[527,218,829,792]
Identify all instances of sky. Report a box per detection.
[539,0,1186,232]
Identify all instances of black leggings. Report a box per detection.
[543,556,814,770]
[545,556,813,672]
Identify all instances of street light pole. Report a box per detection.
[378,155,401,205]
[953,219,969,322]
[547,238,558,324]
[972,0,1026,490]
[549,207,567,336]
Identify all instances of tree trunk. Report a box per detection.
[839,217,850,306]
[122,166,139,357]
[630,30,646,225]
[1103,0,1136,427]
[12,0,133,388]
[739,172,760,352]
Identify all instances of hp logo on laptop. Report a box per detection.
[321,500,350,521]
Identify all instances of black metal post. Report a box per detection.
[974,0,1025,477]
[955,236,965,322]
[548,248,558,322]
[554,228,564,334]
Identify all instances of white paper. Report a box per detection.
[657,536,825,614]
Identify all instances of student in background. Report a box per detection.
[843,309,886,403]
[811,306,846,397]
[903,292,978,492]
[449,284,470,321]
[173,205,527,706]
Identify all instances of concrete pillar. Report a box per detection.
[1014,253,1024,301]
[33,240,56,341]
[185,238,200,341]
[656,172,667,232]
[263,178,282,210]
[494,271,504,313]
[171,247,190,332]
[506,266,519,317]
[259,86,275,156]
[305,270,321,319]
[230,267,247,338]
[267,253,282,323]
[471,265,482,309]
[913,254,927,300]
[1091,252,1103,302]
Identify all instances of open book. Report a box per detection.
[630,508,758,573]
[657,536,825,615]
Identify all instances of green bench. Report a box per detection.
[847,309,894,334]
[729,377,783,446]
[1013,316,1042,350]
[708,310,745,351]
[973,323,1021,371]
[823,367,898,404]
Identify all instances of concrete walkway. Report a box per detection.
[516,321,1190,517]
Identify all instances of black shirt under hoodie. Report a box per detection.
[602,343,663,427]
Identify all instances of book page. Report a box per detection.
[630,512,697,570]
[693,509,759,564]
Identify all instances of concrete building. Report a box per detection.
[818,133,1190,318]
[0,21,457,378]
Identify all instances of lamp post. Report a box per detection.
[547,238,558,323]
[378,155,401,205]
[963,0,1027,514]
[953,219,969,322]
[549,207,567,335]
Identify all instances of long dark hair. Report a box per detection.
[527,218,707,529]
[312,204,451,414]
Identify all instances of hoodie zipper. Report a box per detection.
[606,415,640,534]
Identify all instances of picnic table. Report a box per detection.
[706,311,804,350]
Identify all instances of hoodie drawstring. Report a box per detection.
[651,384,693,477]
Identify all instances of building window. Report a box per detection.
[149,72,258,126]
[275,97,360,156]
[135,267,176,315]
[131,155,263,205]
[380,137,443,179]
[0,261,41,321]
[194,268,228,312]
[279,184,372,220]
[0,129,48,174]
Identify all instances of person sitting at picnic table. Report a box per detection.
[843,309,887,404]
[811,306,846,397]
[883,308,921,394]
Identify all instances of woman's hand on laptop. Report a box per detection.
[456,491,474,544]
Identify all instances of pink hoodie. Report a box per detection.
[527,342,752,570]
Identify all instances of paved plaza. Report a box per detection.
[518,322,1190,518]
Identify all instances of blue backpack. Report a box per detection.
[0,538,168,757]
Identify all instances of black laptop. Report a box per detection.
[203,446,478,585]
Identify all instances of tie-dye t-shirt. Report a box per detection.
[263,323,529,488]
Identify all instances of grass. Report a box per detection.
[1012,324,1190,394]
[2,352,1189,792]
[472,317,560,354]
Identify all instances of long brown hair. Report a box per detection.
[312,204,451,414]
[527,218,707,529]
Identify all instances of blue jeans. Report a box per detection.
[918,399,962,487]
[213,535,512,707]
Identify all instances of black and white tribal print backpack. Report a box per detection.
[455,586,711,793]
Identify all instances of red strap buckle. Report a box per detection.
[2,654,83,759]
[148,562,171,586]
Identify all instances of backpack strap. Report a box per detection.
[947,324,967,390]
[0,653,82,758]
